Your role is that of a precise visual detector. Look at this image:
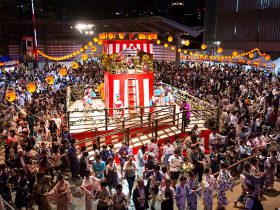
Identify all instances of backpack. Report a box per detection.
[246,195,263,210]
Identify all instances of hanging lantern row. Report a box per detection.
[37,35,103,61]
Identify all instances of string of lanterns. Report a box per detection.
[37,37,100,61]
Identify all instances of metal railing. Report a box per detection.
[212,142,279,178]
[162,82,218,116]
[67,104,176,132]
[75,108,216,151]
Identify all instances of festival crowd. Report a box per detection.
[0,60,279,210]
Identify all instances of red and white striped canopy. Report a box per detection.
[103,40,154,55]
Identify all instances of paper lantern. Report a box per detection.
[171,46,175,51]
[271,63,275,68]
[185,40,190,46]
[27,82,37,93]
[265,54,271,60]
[181,40,186,45]
[80,48,84,52]
[108,33,114,39]
[91,46,97,52]
[190,52,193,56]
[168,36,173,42]
[5,91,16,102]
[99,33,106,40]
[72,61,79,69]
[156,40,161,45]
[81,54,88,61]
[201,44,207,50]
[93,37,98,43]
[84,45,88,50]
[232,51,238,57]
[217,47,223,54]
[118,33,124,39]
[178,49,182,53]
[97,40,103,45]
[164,43,168,48]
[88,42,93,46]
[183,50,187,54]
[129,33,135,39]
[45,76,55,85]
[59,68,68,77]
[249,52,254,59]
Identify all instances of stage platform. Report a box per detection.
[68,99,179,133]
[67,99,205,134]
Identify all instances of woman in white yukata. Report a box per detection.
[175,176,189,210]
[186,171,201,210]
[202,168,216,210]
[114,94,123,121]
[80,170,102,210]
[217,163,234,209]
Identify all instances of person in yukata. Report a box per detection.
[202,168,216,210]
[175,176,190,210]
[114,94,123,121]
[217,163,234,209]
[186,170,201,210]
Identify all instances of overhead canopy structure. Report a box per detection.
[3,16,204,43]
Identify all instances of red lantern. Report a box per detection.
[129,33,135,39]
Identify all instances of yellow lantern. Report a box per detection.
[72,61,79,69]
[201,44,207,50]
[164,43,168,48]
[84,45,88,50]
[178,49,182,53]
[249,52,254,59]
[217,47,223,54]
[59,68,68,77]
[93,37,98,43]
[81,54,88,61]
[73,52,77,56]
[88,42,93,46]
[167,36,173,42]
[27,82,37,93]
[118,33,124,39]
[108,33,114,39]
[265,54,271,60]
[91,46,97,52]
[5,91,16,102]
[190,51,193,56]
[171,46,175,51]
[232,51,238,57]
[183,50,187,54]
[271,63,275,68]
[185,40,190,46]
[80,48,84,52]
[156,40,161,45]
[45,76,55,85]
[97,40,103,45]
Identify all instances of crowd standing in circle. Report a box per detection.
[0,60,279,210]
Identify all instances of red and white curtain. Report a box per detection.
[103,40,154,55]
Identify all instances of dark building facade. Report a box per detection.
[204,0,280,52]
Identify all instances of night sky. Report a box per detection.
[14,0,205,26]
